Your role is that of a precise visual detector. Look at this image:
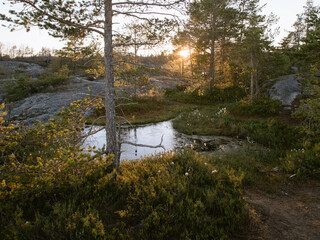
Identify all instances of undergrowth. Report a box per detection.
[3,65,70,102]
[207,146,286,191]
[0,102,247,240]
[89,96,195,125]
[228,96,282,117]
[165,86,246,105]
[282,90,320,179]
[173,107,302,150]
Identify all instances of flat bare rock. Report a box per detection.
[269,74,302,109]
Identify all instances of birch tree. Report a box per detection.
[1,0,183,170]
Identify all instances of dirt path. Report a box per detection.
[241,180,320,240]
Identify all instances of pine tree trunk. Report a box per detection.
[255,70,259,95]
[104,0,119,169]
[209,40,215,90]
[189,44,193,76]
[250,52,254,104]
[209,14,216,90]
[134,29,137,69]
[209,39,215,90]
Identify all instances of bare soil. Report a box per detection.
[238,180,320,240]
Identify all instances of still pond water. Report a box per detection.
[84,120,242,161]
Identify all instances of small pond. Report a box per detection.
[83,120,243,161]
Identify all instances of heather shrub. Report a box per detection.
[0,102,247,239]
[229,96,282,117]
[114,151,246,239]
[4,65,70,101]
[283,94,320,178]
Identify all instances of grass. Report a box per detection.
[206,146,287,191]
[165,85,246,105]
[168,101,304,191]
[228,96,283,117]
[87,86,245,126]
[117,97,197,124]
[172,106,303,150]
[86,96,197,125]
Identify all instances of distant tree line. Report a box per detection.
[0,42,54,64]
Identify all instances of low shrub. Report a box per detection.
[0,99,112,239]
[165,86,246,105]
[229,96,282,117]
[173,107,302,150]
[175,84,188,91]
[283,147,320,178]
[0,66,7,78]
[4,65,70,101]
[114,151,246,239]
[0,103,247,239]
[208,146,286,189]
[245,119,302,149]
[282,94,320,178]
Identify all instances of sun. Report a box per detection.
[179,49,189,58]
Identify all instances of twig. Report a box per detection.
[81,125,105,145]
[116,116,134,128]
[116,102,138,108]
[121,135,165,150]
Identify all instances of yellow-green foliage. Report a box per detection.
[0,102,246,239]
[0,98,112,239]
[283,94,320,178]
[114,151,246,239]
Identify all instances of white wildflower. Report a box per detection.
[246,136,254,144]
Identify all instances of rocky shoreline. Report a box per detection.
[0,61,184,125]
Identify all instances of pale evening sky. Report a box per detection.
[0,0,319,53]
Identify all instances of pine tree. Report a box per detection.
[1,0,184,170]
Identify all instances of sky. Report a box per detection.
[0,0,320,53]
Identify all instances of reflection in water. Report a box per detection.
[83,120,243,161]
[84,121,179,161]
